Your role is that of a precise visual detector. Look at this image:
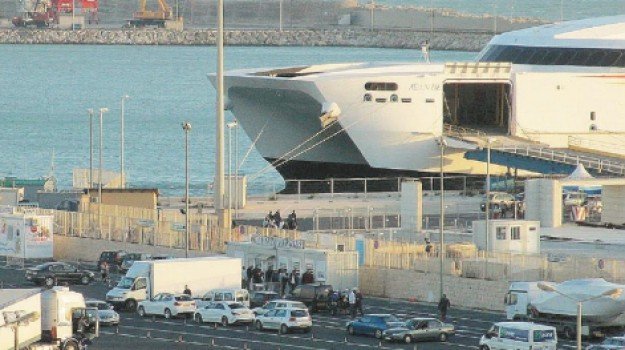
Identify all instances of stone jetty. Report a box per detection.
[0,28,493,51]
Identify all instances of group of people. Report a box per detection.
[262,210,297,230]
[328,288,364,318]
[242,266,311,296]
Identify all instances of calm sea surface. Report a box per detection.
[0,45,475,196]
[374,0,625,21]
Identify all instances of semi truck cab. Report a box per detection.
[504,290,530,320]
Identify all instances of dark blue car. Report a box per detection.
[346,314,404,339]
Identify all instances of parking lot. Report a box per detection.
[0,262,588,350]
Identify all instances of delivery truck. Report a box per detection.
[504,279,625,338]
[105,256,241,311]
[0,287,99,350]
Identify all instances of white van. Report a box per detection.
[199,288,250,307]
[479,322,557,350]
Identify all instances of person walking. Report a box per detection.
[355,289,364,316]
[246,266,253,289]
[274,210,282,228]
[438,294,451,321]
[290,210,297,230]
[279,269,287,297]
[183,285,192,296]
[348,288,357,318]
[100,261,110,286]
[241,266,248,289]
[288,268,298,293]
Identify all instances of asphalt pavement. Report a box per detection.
[0,263,593,350]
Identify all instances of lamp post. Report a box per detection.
[485,137,496,267]
[120,95,130,189]
[98,107,109,238]
[182,122,192,258]
[87,109,94,188]
[215,0,226,227]
[437,136,447,299]
[537,283,622,350]
[226,121,237,213]
[279,0,283,32]
[233,120,240,219]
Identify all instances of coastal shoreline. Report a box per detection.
[0,28,492,51]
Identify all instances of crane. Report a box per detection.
[126,0,183,30]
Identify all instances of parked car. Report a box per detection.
[563,191,587,206]
[480,192,516,212]
[98,250,127,271]
[586,336,625,350]
[288,283,333,312]
[151,254,174,260]
[253,299,307,316]
[86,299,120,326]
[479,322,557,350]
[137,293,196,319]
[383,317,454,343]
[119,253,152,273]
[254,308,312,334]
[346,314,404,339]
[250,291,280,308]
[198,288,250,308]
[194,301,255,326]
[25,262,95,287]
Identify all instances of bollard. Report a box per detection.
[115,325,119,334]
[152,315,156,323]
[146,331,151,338]
[183,317,187,325]
[413,344,418,350]
[246,325,249,332]
[213,322,218,330]
[378,340,382,348]
[177,335,184,343]
[210,337,215,347]
[243,341,248,349]
[344,336,348,343]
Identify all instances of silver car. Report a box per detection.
[86,299,120,326]
[383,318,454,343]
[586,337,625,350]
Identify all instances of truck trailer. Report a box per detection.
[0,287,99,350]
[505,279,625,338]
[105,256,241,311]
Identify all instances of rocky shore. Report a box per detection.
[0,28,493,51]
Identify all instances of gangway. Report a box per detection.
[444,124,625,176]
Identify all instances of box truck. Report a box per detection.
[0,287,99,350]
[105,256,241,311]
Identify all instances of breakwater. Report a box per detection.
[0,28,492,51]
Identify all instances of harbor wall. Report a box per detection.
[0,28,492,51]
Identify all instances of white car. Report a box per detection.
[85,299,120,326]
[194,301,255,326]
[137,293,196,319]
[252,299,307,316]
[254,308,312,334]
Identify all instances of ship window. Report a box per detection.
[496,227,507,240]
[590,112,596,121]
[363,93,372,102]
[365,82,398,91]
[587,51,607,66]
[600,51,621,66]
[614,54,625,67]
[515,48,534,64]
[401,98,412,103]
[375,98,387,103]
[590,124,597,131]
[390,94,398,102]
[569,51,590,66]
[511,226,521,240]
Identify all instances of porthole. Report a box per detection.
[364,93,372,102]
[390,94,398,102]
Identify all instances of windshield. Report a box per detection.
[123,254,140,261]
[117,277,134,289]
[175,295,192,301]
[383,315,400,323]
[292,302,306,309]
[229,303,245,309]
[88,303,109,310]
[291,310,308,317]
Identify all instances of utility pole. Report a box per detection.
[98,107,109,239]
[182,122,191,258]
[216,0,227,230]
[120,95,129,189]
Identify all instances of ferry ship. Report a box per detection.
[213,16,625,183]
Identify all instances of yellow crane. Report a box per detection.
[126,0,183,30]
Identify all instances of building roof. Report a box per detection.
[0,289,40,310]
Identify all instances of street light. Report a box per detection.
[485,137,496,266]
[87,108,94,188]
[537,283,622,350]
[437,136,447,299]
[120,95,130,189]
[182,121,192,258]
[226,121,238,214]
[98,107,109,238]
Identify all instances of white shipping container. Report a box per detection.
[0,289,42,350]
[0,213,53,259]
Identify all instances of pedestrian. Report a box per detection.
[100,261,110,285]
[274,210,282,228]
[290,210,297,230]
[348,288,357,318]
[183,284,192,296]
[265,266,273,286]
[438,294,451,321]
[425,238,432,256]
[302,269,315,284]
[241,266,248,289]
[288,268,298,293]
[246,266,253,289]
[264,211,274,228]
[355,289,364,316]
[279,269,288,296]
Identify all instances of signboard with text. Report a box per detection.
[251,235,305,250]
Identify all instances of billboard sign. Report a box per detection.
[0,214,53,259]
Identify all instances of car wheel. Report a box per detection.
[280,324,289,334]
[164,308,172,319]
[439,332,448,342]
[44,276,55,287]
[126,299,137,312]
[347,325,354,335]
[80,275,90,285]
[404,334,412,343]
[221,316,229,327]
[62,339,79,350]
[138,306,146,317]
[255,320,263,331]
[375,329,383,339]
[480,346,490,350]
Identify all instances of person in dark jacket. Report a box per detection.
[355,290,364,316]
[183,285,192,296]
[302,269,315,284]
[438,294,451,321]
[274,210,282,228]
